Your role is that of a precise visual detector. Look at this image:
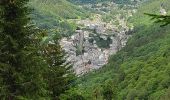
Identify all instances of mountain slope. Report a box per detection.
[31,0,87,19]
[66,0,170,99]
[68,0,138,4]
[29,0,89,36]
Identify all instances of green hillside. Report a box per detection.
[68,0,111,4]
[64,0,170,99]
[2,0,170,99]
[68,0,134,4]
[31,0,88,19]
[29,0,89,36]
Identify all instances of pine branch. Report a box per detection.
[144,13,170,27]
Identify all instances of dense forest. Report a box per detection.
[67,0,170,100]
[0,0,74,99]
[0,0,170,100]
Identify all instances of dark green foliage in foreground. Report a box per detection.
[145,13,170,26]
[0,0,73,99]
[41,34,74,99]
[0,0,48,99]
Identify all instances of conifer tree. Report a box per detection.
[0,0,49,99]
[0,0,74,99]
[145,13,170,26]
[41,34,74,99]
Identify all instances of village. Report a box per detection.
[60,2,136,75]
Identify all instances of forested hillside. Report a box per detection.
[1,0,170,99]
[30,0,89,36]
[63,0,170,99]
[0,0,74,99]
[68,0,138,4]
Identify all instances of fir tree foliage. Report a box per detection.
[145,13,170,26]
[41,34,74,100]
[0,0,73,99]
[0,0,49,99]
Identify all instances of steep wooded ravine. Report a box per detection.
[60,0,170,99]
[59,1,137,75]
[28,0,170,99]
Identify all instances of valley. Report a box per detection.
[1,0,170,99]
[60,1,137,75]
[29,0,170,99]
